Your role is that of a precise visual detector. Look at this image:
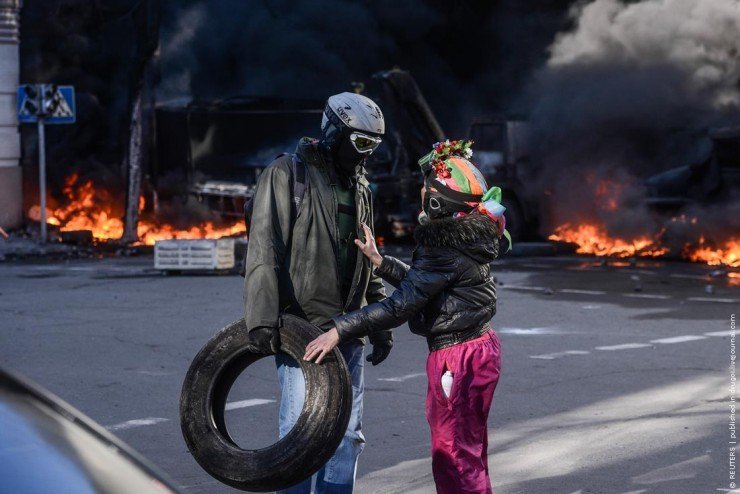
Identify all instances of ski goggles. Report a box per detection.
[349,132,382,154]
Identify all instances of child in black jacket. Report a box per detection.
[305,140,506,494]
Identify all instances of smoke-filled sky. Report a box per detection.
[157,0,740,163]
[158,0,573,133]
[20,0,740,242]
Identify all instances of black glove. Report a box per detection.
[367,330,393,366]
[248,326,280,355]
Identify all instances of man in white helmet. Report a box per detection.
[244,92,392,493]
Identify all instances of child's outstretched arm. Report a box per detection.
[303,249,456,364]
[354,222,410,289]
[336,247,457,338]
[374,256,411,289]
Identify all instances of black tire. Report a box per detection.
[180,315,352,492]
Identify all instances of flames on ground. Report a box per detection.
[548,224,669,259]
[682,237,740,268]
[27,174,738,267]
[547,179,739,267]
[28,174,245,246]
[549,224,739,267]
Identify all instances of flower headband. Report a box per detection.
[418,139,512,252]
[418,139,474,177]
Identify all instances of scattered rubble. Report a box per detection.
[0,228,150,262]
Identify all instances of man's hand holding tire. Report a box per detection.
[248,326,281,355]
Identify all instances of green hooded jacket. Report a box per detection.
[243,138,389,342]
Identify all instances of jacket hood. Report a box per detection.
[414,213,500,263]
[296,137,323,166]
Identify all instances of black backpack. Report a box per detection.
[243,153,307,239]
[240,154,307,276]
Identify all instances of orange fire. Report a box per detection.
[592,178,623,212]
[28,173,245,246]
[728,272,740,287]
[137,221,246,246]
[683,237,739,267]
[548,223,669,258]
[547,176,738,267]
[550,223,739,267]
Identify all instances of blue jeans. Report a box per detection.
[275,340,365,494]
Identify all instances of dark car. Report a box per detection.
[646,125,740,210]
[0,367,181,494]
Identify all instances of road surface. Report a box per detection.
[0,252,735,493]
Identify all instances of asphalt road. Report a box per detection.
[0,251,737,493]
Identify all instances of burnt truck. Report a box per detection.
[645,126,740,211]
[152,69,541,241]
[467,116,541,241]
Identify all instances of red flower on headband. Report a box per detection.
[433,160,451,179]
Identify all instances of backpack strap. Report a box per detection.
[244,153,307,238]
[290,153,307,217]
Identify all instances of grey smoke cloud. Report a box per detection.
[158,3,206,102]
[527,0,740,240]
[549,0,740,108]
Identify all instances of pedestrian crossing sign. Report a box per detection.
[17,85,76,124]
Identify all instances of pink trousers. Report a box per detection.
[425,330,502,494]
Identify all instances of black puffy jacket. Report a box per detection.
[333,213,499,343]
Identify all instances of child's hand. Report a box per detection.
[303,328,340,364]
[355,223,383,268]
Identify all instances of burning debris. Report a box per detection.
[548,224,668,259]
[683,237,739,268]
[549,224,740,267]
[529,0,740,268]
[28,173,245,246]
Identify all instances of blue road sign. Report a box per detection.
[17,85,76,124]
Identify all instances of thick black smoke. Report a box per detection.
[19,0,158,204]
[158,0,573,133]
[21,0,574,206]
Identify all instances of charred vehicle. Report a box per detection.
[467,116,542,241]
[152,70,539,241]
[646,126,740,210]
[154,96,323,217]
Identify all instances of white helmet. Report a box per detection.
[321,92,385,137]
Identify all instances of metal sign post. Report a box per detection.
[17,84,76,243]
[37,117,47,242]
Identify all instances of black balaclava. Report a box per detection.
[320,121,364,178]
[333,134,365,175]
